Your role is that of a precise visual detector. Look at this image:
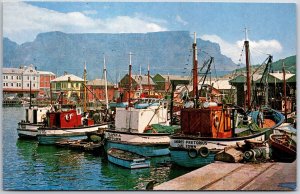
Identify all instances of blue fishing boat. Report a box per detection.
[107,148,150,169]
[169,32,285,168]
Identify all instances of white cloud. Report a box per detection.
[200,34,283,64]
[3,2,167,44]
[175,15,188,26]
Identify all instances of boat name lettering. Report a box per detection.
[185,140,207,145]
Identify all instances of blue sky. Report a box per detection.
[3,1,296,64]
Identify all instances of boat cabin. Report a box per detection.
[181,105,233,138]
[25,106,51,124]
[47,109,94,128]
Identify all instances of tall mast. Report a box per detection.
[192,32,199,108]
[139,64,142,96]
[147,63,150,95]
[29,79,32,109]
[83,62,87,112]
[103,55,109,110]
[128,52,133,107]
[244,28,251,110]
[282,61,287,122]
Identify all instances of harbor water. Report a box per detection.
[2,107,190,190]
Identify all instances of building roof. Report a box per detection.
[269,72,295,81]
[37,71,56,76]
[204,78,234,90]
[2,67,24,74]
[132,75,156,85]
[159,74,191,81]
[51,74,84,82]
[87,79,114,86]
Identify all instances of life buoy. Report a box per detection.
[65,113,73,122]
[188,148,198,158]
[213,115,220,128]
[198,146,210,158]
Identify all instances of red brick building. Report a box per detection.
[38,71,56,97]
[86,79,115,102]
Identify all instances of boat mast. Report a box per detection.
[128,52,133,107]
[139,64,142,96]
[147,63,150,95]
[192,32,199,108]
[83,62,87,112]
[103,55,109,110]
[244,28,251,110]
[282,61,287,122]
[29,79,32,109]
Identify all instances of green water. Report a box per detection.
[3,107,190,190]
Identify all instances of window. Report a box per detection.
[27,76,29,80]
[6,83,8,86]
[11,83,13,87]
[3,83,5,86]
[27,83,29,87]
[3,76,5,80]
[33,84,35,87]
[33,76,35,80]
[11,76,13,79]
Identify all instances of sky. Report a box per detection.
[3,1,297,65]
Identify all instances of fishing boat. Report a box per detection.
[107,148,150,169]
[37,107,109,145]
[37,64,109,145]
[269,133,296,162]
[169,32,285,168]
[105,52,177,157]
[17,105,52,138]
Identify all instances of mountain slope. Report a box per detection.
[4,31,237,81]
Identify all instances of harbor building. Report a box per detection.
[86,79,115,102]
[3,65,40,98]
[50,73,84,103]
[37,71,56,97]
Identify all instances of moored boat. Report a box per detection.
[37,108,108,145]
[169,32,285,168]
[107,148,150,169]
[105,53,176,157]
[17,105,51,138]
[269,133,296,162]
[105,99,175,157]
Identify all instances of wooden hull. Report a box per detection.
[37,124,108,145]
[107,148,150,169]
[105,130,170,157]
[269,134,296,162]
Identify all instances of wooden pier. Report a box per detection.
[154,161,296,191]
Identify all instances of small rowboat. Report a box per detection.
[269,133,296,162]
[107,148,150,169]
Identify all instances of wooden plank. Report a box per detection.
[204,163,274,190]
[154,162,243,190]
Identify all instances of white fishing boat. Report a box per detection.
[17,105,51,138]
[105,52,176,157]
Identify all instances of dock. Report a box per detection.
[154,161,296,191]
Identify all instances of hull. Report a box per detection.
[107,148,150,169]
[269,134,296,162]
[17,123,43,138]
[37,124,108,145]
[170,130,270,168]
[105,130,170,157]
[170,148,217,168]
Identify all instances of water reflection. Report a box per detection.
[4,107,191,190]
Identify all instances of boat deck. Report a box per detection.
[154,161,296,190]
